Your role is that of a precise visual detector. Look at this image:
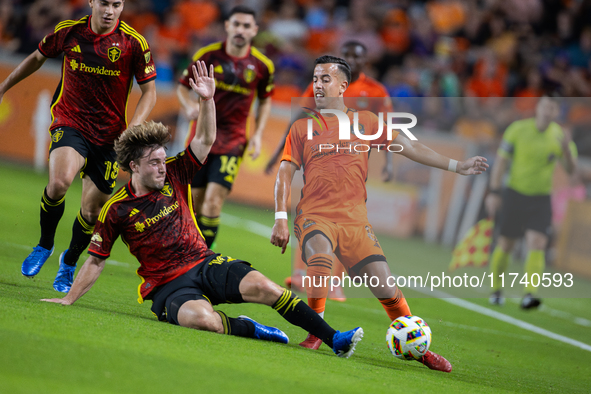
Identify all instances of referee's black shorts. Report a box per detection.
[147,254,255,325]
[498,188,552,238]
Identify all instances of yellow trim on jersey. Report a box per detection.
[98,188,128,223]
[124,80,133,127]
[251,46,275,75]
[191,42,223,62]
[187,184,206,239]
[119,22,149,52]
[136,266,146,304]
[165,155,177,164]
[49,61,67,127]
[54,16,88,33]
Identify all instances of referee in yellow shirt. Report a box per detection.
[485,96,577,309]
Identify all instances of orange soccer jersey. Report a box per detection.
[282,108,399,224]
[302,72,393,113]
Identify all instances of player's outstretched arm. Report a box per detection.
[0,50,47,104]
[394,133,488,175]
[271,160,298,254]
[247,97,272,160]
[128,80,157,127]
[265,126,289,175]
[188,61,216,163]
[41,256,106,305]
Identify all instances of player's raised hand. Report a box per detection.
[457,156,489,175]
[189,61,215,101]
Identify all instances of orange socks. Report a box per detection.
[379,287,411,321]
[305,253,333,315]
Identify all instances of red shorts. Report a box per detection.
[294,214,386,275]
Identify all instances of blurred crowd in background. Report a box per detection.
[1,0,591,157]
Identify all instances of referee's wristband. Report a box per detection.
[275,211,288,220]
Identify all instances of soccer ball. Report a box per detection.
[386,315,432,360]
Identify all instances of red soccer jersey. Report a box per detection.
[38,16,157,147]
[179,42,275,156]
[302,72,393,113]
[282,109,399,223]
[88,149,214,302]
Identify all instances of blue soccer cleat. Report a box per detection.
[238,315,289,344]
[332,327,364,358]
[53,250,76,293]
[21,245,54,277]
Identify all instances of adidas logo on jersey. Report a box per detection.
[71,45,81,53]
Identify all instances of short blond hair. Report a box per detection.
[114,121,171,173]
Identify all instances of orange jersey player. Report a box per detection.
[268,41,394,303]
[270,55,488,371]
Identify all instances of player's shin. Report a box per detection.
[490,246,510,291]
[198,215,219,248]
[63,211,95,266]
[215,311,256,337]
[39,188,65,250]
[524,250,545,295]
[305,253,333,316]
[379,287,411,321]
[272,289,336,347]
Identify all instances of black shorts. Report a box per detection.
[498,188,552,238]
[49,126,119,194]
[148,254,255,325]
[191,154,243,190]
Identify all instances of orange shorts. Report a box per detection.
[294,214,386,275]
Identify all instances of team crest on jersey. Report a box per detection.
[160,183,173,197]
[52,129,63,143]
[303,219,316,230]
[352,123,366,135]
[365,225,380,247]
[244,67,256,83]
[108,47,121,62]
[144,51,151,64]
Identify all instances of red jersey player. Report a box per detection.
[0,0,157,293]
[177,5,274,248]
[43,62,364,359]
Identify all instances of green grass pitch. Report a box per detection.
[0,162,590,393]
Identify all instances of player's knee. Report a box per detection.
[46,179,72,199]
[81,206,102,223]
[180,307,223,333]
[254,279,283,305]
